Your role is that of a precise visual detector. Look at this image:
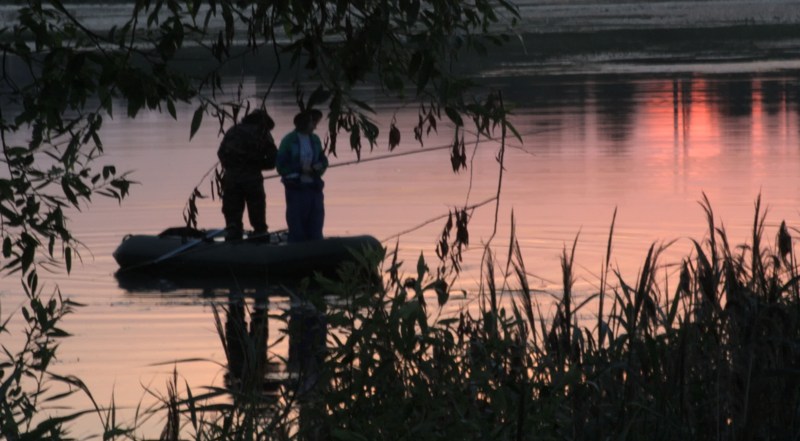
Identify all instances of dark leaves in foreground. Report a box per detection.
[183,188,206,230]
[436,208,470,276]
[450,129,467,172]
[778,220,792,262]
[388,122,401,151]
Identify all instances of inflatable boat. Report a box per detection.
[113,227,383,281]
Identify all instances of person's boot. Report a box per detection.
[250,227,269,242]
[225,226,243,242]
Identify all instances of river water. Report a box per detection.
[3,6,800,439]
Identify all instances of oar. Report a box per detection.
[152,228,226,264]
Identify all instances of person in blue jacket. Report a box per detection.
[276,110,329,242]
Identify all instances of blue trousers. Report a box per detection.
[284,185,324,242]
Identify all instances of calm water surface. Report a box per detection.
[3,66,800,436]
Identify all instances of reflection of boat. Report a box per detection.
[113,228,383,290]
[114,270,287,294]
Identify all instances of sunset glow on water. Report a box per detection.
[2,69,800,436]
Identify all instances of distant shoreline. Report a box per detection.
[470,0,800,78]
[515,22,800,56]
[1,1,798,79]
[513,0,800,34]
[505,0,800,64]
[3,1,800,35]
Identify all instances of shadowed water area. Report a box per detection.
[2,2,800,437]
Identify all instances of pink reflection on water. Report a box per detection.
[2,74,800,435]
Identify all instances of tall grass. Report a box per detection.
[291,196,800,440]
[5,197,800,440]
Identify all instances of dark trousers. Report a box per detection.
[222,174,267,240]
[285,185,324,243]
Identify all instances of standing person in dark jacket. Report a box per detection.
[276,111,328,242]
[217,109,277,241]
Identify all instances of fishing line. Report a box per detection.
[190,125,557,188]
[264,126,554,241]
[260,126,557,180]
[380,196,498,243]
[185,125,559,237]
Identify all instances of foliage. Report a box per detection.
[14,3,800,441]
[1,1,521,439]
[0,284,130,440]
[141,197,800,440]
[2,177,800,440]
[0,0,519,284]
[298,197,800,440]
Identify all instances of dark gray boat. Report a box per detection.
[113,227,383,280]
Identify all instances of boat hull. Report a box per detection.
[113,232,383,280]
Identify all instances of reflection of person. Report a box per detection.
[276,111,328,242]
[217,110,277,241]
[288,301,327,395]
[223,292,273,392]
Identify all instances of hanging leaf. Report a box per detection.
[436,211,453,260]
[349,123,362,158]
[2,237,11,258]
[444,106,463,127]
[388,123,401,151]
[307,85,332,108]
[450,131,466,172]
[190,105,205,139]
[64,246,72,273]
[455,208,469,247]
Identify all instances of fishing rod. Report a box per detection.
[183,125,559,228]
[260,125,558,180]
[186,134,457,191]
[262,142,453,180]
[381,196,498,243]
[191,125,557,187]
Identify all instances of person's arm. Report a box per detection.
[311,135,328,175]
[276,133,301,178]
[260,132,278,170]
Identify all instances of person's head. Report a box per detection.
[293,111,313,133]
[241,109,275,131]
